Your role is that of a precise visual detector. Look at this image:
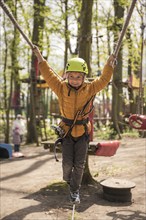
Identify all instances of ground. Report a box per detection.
[0,137,146,220]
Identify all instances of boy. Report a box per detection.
[33,46,116,204]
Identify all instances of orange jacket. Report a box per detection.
[39,60,113,137]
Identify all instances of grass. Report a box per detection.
[94,125,139,140]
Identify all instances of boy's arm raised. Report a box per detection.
[33,45,62,97]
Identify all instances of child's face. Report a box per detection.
[67,72,84,89]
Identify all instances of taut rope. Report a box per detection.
[0,0,34,50]
[71,204,76,220]
[0,0,62,80]
[113,0,137,58]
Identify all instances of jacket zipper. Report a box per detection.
[74,91,78,136]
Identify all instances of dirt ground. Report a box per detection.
[0,137,146,220]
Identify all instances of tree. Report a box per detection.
[27,0,46,144]
[78,0,93,77]
[77,0,94,184]
[63,0,69,69]
[126,28,136,114]
[111,0,125,138]
[0,0,143,143]
[2,7,12,143]
[10,0,21,117]
[3,0,21,142]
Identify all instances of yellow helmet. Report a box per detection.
[65,57,88,75]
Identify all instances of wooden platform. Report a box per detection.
[41,140,97,155]
[41,140,120,157]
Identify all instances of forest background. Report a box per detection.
[0,0,146,145]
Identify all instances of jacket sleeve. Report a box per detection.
[38,60,62,97]
[89,64,113,95]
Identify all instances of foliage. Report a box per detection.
[41,127,57,141]
[94,124,139,140]
[0,0,145,143]
[121,129,139,138]
[94,125,117,140]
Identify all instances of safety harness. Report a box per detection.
[53,95,95,161]
[62,117,89,125]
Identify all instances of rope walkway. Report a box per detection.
[71,204,76,220]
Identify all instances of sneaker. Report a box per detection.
[70,191,80,204]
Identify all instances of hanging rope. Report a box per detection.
[0,0,62,80]
[113,0,137,58]
[0,0,34,50]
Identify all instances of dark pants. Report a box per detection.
[62,133,89,192]
[14,144,20,152]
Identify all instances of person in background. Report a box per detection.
[12,114,26,143]
[12,126,21,152]
[33,45,116,204]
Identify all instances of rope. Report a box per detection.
[0,0,63,81]
[71,204,76,220]
[113,0,137,58]
[0,0,34,50]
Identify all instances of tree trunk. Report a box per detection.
[95,0,100,69]
[27,0,46,144]
[78,0,94,185]
[111,0,125,138]
[126,28,134,115]
[64,0,69,70]
[78,0,93,77]
[5,0,20,142]
[3,11,9,143]
[82,155,96,185]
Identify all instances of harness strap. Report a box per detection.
[80,95,95,115]
[54,95,95,161]
[81,104,94,117]
[54,138,62,162]
[62,117,89,125]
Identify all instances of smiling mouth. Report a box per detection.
[72,84,79,88]
[69,84,80,89]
